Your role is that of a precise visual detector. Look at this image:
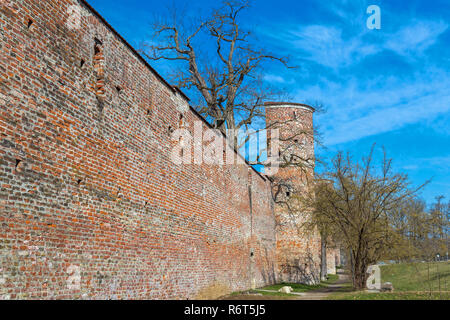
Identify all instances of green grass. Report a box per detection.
[329,291,450,300]
[257,274,339,293]
[328,261,450,300]
[323,274,340,284]
[225,289,287,296]
[249,290,299,298]
[227,274,340,298]
[380,261,450,292]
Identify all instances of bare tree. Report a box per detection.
[141,0,293,147]
[305,145,428,290]
[428,196,449,260]
[142,2,327,275]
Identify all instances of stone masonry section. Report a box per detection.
[0,0,318,299]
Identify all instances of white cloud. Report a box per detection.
[402,165,419,171]
[261,16,450,145]
[384,20,448,56]
[403,156,450,173]
[324,92,450,145]
[431,112,450,136]
[263,74,288,83]
[268,19,448,70]
[259,14,450,147]
[287,25,377,69]
[294,69,450,145]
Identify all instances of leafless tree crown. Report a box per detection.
[142,0,292,139]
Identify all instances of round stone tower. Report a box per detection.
[265,102,321,284]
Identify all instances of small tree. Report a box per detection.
[309,145,427,290]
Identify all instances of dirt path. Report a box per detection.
[221,271,351,300]
[295,270,350,300]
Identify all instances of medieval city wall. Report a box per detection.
[0,0,278,299]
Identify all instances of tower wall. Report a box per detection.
[265,103,321,284]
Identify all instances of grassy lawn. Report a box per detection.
[329,291,450,300]
[328,261,450,300]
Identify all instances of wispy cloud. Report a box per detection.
[402,164,419,171]
[261,13,449,145]
[284,25,377,69]
[384,20,448,57]
[265,19,448,70]
[263,73,293,84]
[323,90,450,145]
[294,68,450,145]
[402,155,450,173]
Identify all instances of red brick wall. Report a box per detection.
[0,0,278,299]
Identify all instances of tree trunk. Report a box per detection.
[348,247,369,290]
[349,248,355,286]
[320,233,327,281]
[352,257,368,290]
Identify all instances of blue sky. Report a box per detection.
[87,0,450,205]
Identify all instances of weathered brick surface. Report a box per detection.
[0,0,316,299]
[265,104,321,284]
[326,247,338,275]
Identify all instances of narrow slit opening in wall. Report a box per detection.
[94,39,103,57]
[116,86,122,93]
[179,114,184,127]
[15,159,22,169]
[97,99,104,112]
[93,39,105,99]
[77,179,82,185]
[80,59,85,68]
[94,37,103,47]
[147,109,151,115]
[27,19,33,29]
